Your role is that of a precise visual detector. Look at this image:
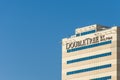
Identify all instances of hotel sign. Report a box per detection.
[66,35,112,50]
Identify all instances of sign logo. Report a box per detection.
[66,35,112,50]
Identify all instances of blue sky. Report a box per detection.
[0,0,120,80]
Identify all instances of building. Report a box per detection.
[62,24,120,80]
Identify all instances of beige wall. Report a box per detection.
[62,26,118,80]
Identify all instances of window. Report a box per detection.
[91,76,111,80]
[67,64,111,75]
[67,52,111,64]
[81,30,96,36]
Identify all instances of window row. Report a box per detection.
[67,64,111,75]
[81,30,96,36]
[91,76,111,80]
[67,52,112,64]
[76,30,96,37]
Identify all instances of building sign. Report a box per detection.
[66,35,112,50]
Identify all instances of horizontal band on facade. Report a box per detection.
[76,30,96,37]
[81,30,96,36]
[67,64,111,75]
[91,75,111,80]
[67,40,112,53]
[68,71,116,80]
[67,52,112,64]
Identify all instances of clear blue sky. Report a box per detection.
[0,0,120,80]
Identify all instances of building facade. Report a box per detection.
[62,24,120,80]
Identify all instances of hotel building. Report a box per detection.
[62,24,120,80]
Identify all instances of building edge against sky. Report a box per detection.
[62,24,120,80]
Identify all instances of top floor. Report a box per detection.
[75,24,109,36]
[63,24,120,40]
